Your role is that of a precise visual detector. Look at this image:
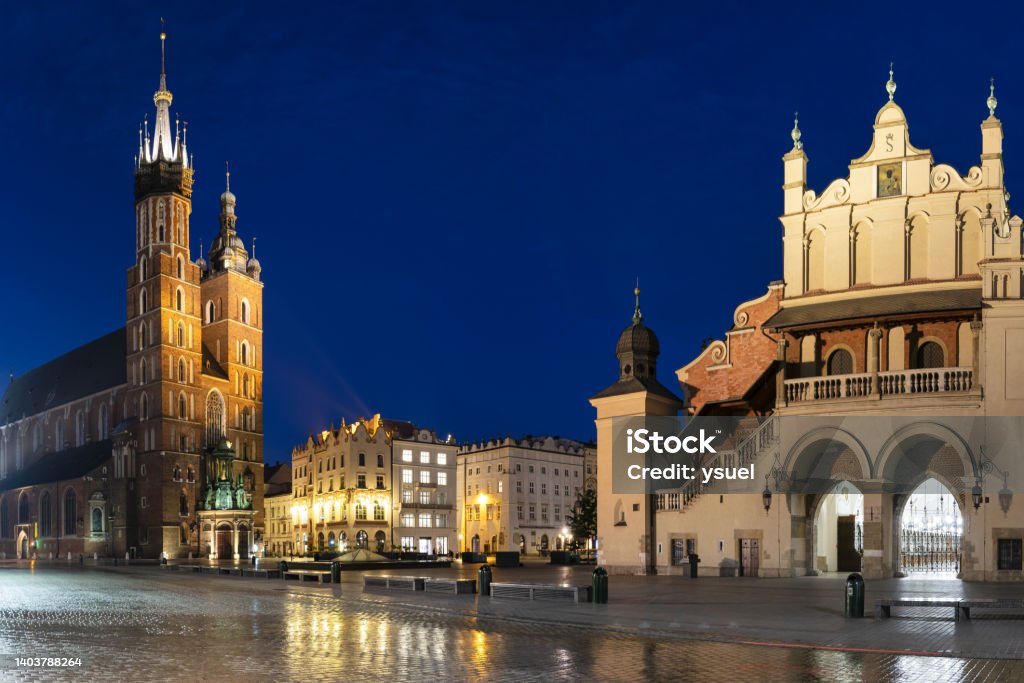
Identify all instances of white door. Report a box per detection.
[418,537,433,554]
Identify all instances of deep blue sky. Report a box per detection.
[1,3,1020,464]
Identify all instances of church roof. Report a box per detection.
[0,439,113,490]
[1,330,126,425]
[591,375,684,403]
[201,344,229,380]
[763,288,981,330]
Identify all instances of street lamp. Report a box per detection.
[762,484,772,514]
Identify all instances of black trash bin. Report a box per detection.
[592,567,608,604]
[845,573,865,617]
[478,564,493,596]
[688,553,700,578]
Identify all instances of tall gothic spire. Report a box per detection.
[138,24,187,167]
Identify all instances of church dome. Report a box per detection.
[247,256,261,272]
[617,321,660,357]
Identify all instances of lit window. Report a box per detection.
[420,451,430,464]
[437,472,447,486]
[402,449,412,462]
[402,469,413,484]
[419,491,430,505]
[420,471,430,484]
[437,453,447,465]
[418,513,432,528]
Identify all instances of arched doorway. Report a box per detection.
[471,534,480,553]
[17,530,29,559]
[812,481,864,573]
[216,523,233,559]
[374,531,386,553]
[356,530,368,548]
[898,478,962,576]
[515,534,525,554]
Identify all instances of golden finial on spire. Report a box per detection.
[886,62,897,101]
[791,111,802,151]
[988,77,999,117]
[225,160,230,191]
[633,278,643,325]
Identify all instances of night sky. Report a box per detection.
[1,2,1020,464]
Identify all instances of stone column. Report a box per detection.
[970,318,983,389]
[860,492,892,579]
[776,336,788,406]
[868,324,883,395]
[232,522,239,560]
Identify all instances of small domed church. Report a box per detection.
[0,32,265,561]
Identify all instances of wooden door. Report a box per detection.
[836,515,860,572]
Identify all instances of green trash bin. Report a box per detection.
[844,572,864,617]
[592,566,608,604]
[330,561,341,584]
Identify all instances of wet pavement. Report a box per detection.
[1,563,1024,681]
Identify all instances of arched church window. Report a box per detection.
[241,300,250,324]
[176,288,183,312]
[98,403,108,440]
[140,256,148,281]
[139,289,148,314]
[75,411,86,446]
[177,322,185,348]
[205,301,215,324]
[140,394,149,421]
[206,392,225,446]
[91,507,102,533]
[39,492,51,537]
[178,358,186,383]
[140,358,147,384]
[826,348,853,376]
[241,342,248,366]
[64,490,76,536]
[178,393,187,419]
[916,342,944,369]
[18,493,29,524]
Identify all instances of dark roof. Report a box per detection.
[264,463,292,497]
[0,439,112,490]
[1,330,126,425]
[763,288,981,329]
[591,376,684,404]
[201,344,229,380]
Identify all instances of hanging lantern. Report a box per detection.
[762,485,772,514]
[972,483,983,511]
[999,486,1013,515]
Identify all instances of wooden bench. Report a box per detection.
[362,575,426,591]
[490,582,592,603]
[424,578,476,595]
[957,598,1024,621]
[242,569,281,579]
[283,569,332,583]
[875,598,959,620]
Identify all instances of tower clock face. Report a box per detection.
[877,163,902,198]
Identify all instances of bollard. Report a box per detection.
[330,561,341,584]
[844,572,865,618]
[478,563,493,596]
[688,553,700,579]
[592,566,608,604]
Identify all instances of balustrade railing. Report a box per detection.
[784,367,974,404]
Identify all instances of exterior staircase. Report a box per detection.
[655,415,780,513]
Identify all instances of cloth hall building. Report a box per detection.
[593,73,1024,581]
[0,33,265,561]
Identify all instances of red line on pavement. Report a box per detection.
[735,640,942,657]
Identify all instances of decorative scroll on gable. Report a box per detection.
[930,164,984,192]
[803,178,851,211]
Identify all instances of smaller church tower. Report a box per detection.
[199,170,265,542]
[590,287,682,574]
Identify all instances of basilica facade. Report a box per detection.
[0,33,265,561]
[593,73,1024,581]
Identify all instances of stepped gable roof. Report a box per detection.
[1,330,125,425]
[764,288,981,330]
[0,439,113,490]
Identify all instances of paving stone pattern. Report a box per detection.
[1,562,1023,682]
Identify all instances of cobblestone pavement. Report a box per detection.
[1,564,1024,682]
